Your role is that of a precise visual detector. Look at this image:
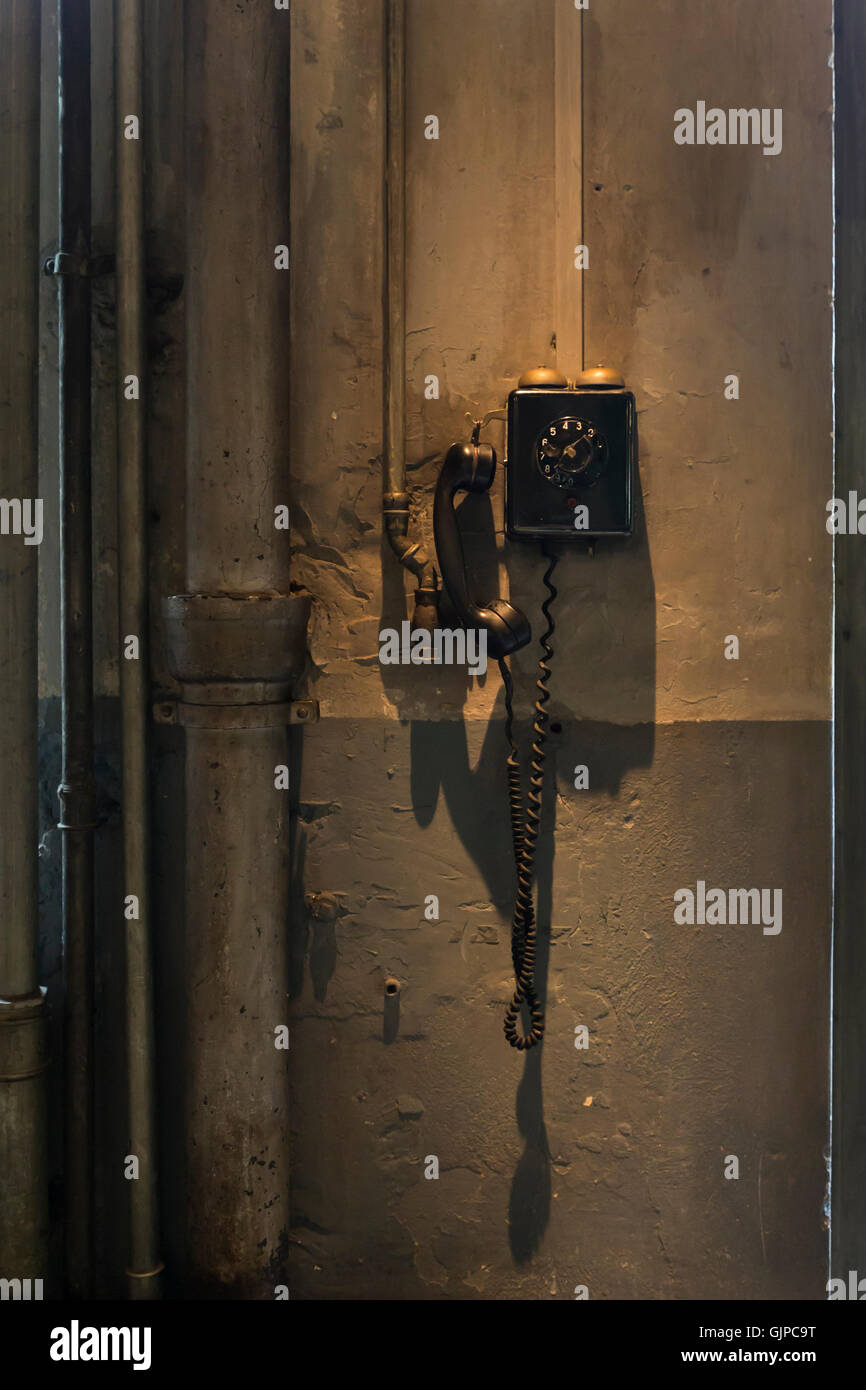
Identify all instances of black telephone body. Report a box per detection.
[506,365,635,543]
[434,365,636,658]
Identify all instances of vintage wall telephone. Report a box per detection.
[433,365,636,1050]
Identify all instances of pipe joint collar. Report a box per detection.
[163,591,311,703]
[0,987,48,1082]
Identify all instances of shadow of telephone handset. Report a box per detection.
[432,365,636,1049]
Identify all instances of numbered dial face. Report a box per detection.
[536,416,606,489]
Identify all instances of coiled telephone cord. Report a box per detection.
[498,548,559,1050]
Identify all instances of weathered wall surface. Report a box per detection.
[287,0,832,1300]
[293,0,832,729]
[293,719,828,1298]
[32,0,832,1297]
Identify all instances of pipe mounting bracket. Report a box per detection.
[153,697,319,729]
[43,250,115,278]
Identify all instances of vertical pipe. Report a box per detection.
[0,0,48,1283]
[181,713,292,1296]
[554,0,584,378]
[382,0,438,626]
[184,3,291,595]
[115,0,161,1299]
[56,0,95,1298]
[168,0,302,1297]
[383,0,405,504]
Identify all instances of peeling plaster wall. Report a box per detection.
[288,0,832,1300]
[293,0,832,729]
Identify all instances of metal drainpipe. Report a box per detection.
[115,0,161,1299]
[0,0,48,1285]
[383,0,439,634]
[54,0,96,1299]
[162,0,309,1297]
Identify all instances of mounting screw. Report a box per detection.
[152,700,178,725]
[289,699,319,725]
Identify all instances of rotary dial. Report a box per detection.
[536,416,606,489]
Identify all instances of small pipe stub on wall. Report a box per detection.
[383,976,401,1045]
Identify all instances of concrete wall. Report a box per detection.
[287,0,832,1300]
[32,0,832,1297]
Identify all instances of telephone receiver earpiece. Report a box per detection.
[433,441,531,659]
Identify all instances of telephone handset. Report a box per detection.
[433,441,531,657]
[432,365,636,1051]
